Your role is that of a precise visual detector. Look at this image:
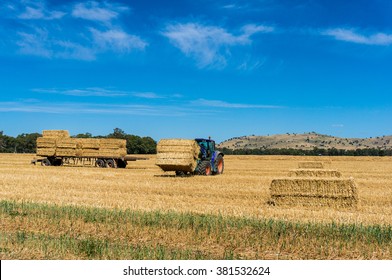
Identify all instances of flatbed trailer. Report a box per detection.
[31,154,148,168]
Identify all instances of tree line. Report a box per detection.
[0,128,156,154]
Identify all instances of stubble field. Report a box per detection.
[1,153,392,259]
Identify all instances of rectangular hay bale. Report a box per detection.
[288,169,342,178]
[36,147,56,157]
[36,137,57,148]
[156,139,200,172]
[42,130,70,138]
[298,161,324,169]
[270,177,358,207]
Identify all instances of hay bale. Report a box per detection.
[77,139,100,149]
[36,137,56,148]
[99,138,126,149]
[156,139,200,172]
[288,169,342,178]
[298,161,324,169]
[270,177,358,207]
[56,139,77,149]
[36,148,56,157]
[56,148,76,157]
[42,130,70,138]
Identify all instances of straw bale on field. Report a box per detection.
[298,161,324,169]
[42,130,70,138]
[270,177,358,207]
[288,169,342,178]
[156,139,200,172]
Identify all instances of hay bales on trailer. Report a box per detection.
[156,139,200,172]
[36,130,126,159]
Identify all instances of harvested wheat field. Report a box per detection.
[1,154,392,259]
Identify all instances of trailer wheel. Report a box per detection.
[96,159,106,168]
[106,159,116,168]
[117,159,127,168]
[175,170,186,177]
[41,158,51,166]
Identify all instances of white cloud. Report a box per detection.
[323,28,392,46]
[17,29,52,58]
[72,1,128,24]
[33,88,128,97]
[16,29,95,60]
[18,2,65,20]
[132,92,163,99]
[162,22,274,68]
[90,28,147,52]
[192,99,283,109]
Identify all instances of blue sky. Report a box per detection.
[1,0,392,142]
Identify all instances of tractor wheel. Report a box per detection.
[213,154,224,175]
[195,161,212,176]
[41,158,51,166]
[106,159,116,168]
[96,159,106,168]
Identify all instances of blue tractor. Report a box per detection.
[179,138,224,176]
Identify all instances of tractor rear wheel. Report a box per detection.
[195,161,212,176]
[213,154,224,175]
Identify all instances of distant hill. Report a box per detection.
[218,132,392,150]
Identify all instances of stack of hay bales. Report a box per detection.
[36,130,70,156]
[36,130,126,158]
[270,161,358,207]
[156,139,200,172]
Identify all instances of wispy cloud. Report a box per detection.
[90,28,147,53]
[192,98,283,109]
[322,28,392,46]
[132,92,163,99]
[18,1,65,20]
[0,100,211,117]
[162,22,274,68]
[32,88,129,97]
[16,28,95,60]
[71,1,128,24]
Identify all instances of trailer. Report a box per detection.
[32,130,148,168]
[31,154,148,168]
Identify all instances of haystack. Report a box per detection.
[270,177,358,207]
[288,169,342,178]
[156,139,200,172]
[298,161,324,169]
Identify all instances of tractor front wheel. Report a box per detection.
[213,154,224,175]
[195,161,212,176]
